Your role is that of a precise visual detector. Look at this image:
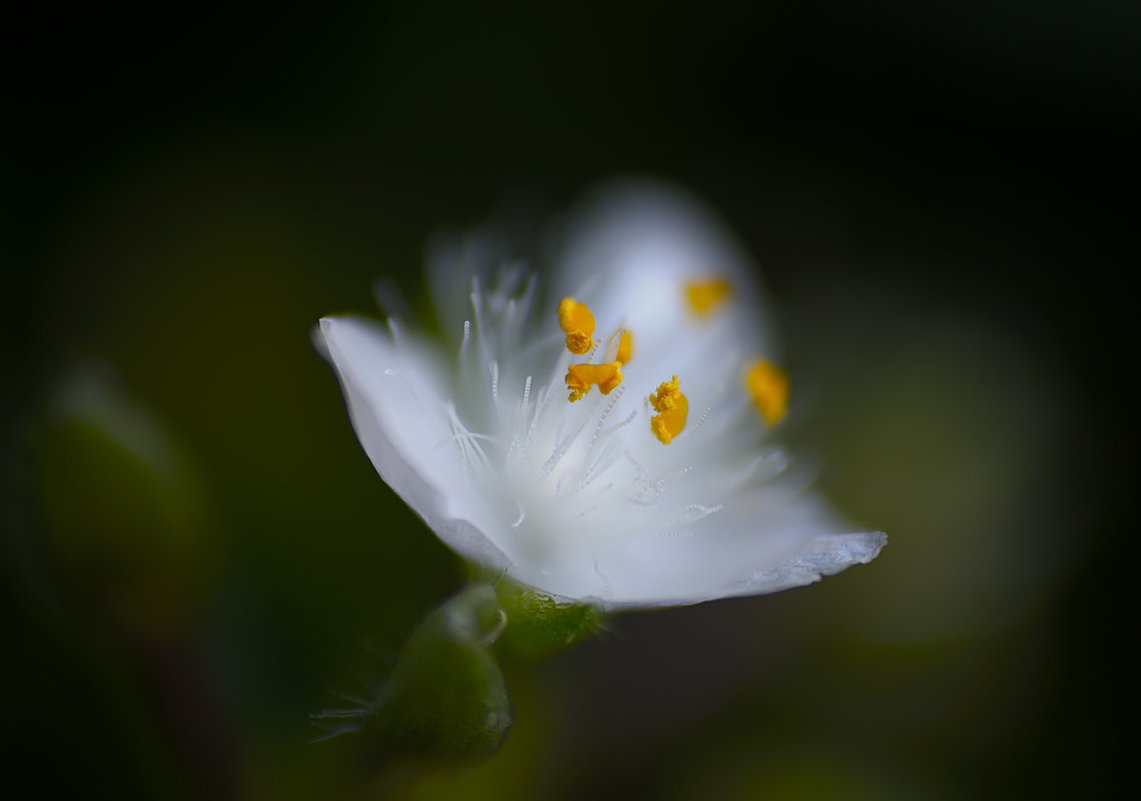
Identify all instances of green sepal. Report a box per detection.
[494,582,604,660]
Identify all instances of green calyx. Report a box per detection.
[494,582,604,660]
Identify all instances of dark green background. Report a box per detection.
[5,2,1136,798]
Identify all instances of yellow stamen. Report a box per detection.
[616,330,634,364]
[558,297,596,355]
[684,278,733,318]
[565,361,623,402]
[649,375,688,444]
[745,360,789,424]
[603,328,635,365]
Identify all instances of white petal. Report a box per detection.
[553,180,775,364]
[728,530,888,598]
[318,316,512,571]
[527,484,885,608]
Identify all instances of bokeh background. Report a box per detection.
[4,2,1136,798]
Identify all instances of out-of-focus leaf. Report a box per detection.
[34,364,216,623]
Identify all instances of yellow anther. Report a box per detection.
[603,328,635,365]
[616,330,634,364]
[745,360,789,425]
[649,375,689,444]
[558,297,596,355]
[684,277,733,318]
[565,361,623,402]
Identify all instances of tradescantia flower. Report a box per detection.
[317,183,885,608]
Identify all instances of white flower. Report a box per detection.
[317,182,885,608]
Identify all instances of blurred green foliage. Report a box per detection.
[35,366,216,624]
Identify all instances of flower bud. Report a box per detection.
[315,585,511,762]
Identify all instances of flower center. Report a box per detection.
[552,284,786,452]
[559,297,636,404]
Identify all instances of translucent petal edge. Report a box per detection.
[317,316,513,572]
[599,530,888,609]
